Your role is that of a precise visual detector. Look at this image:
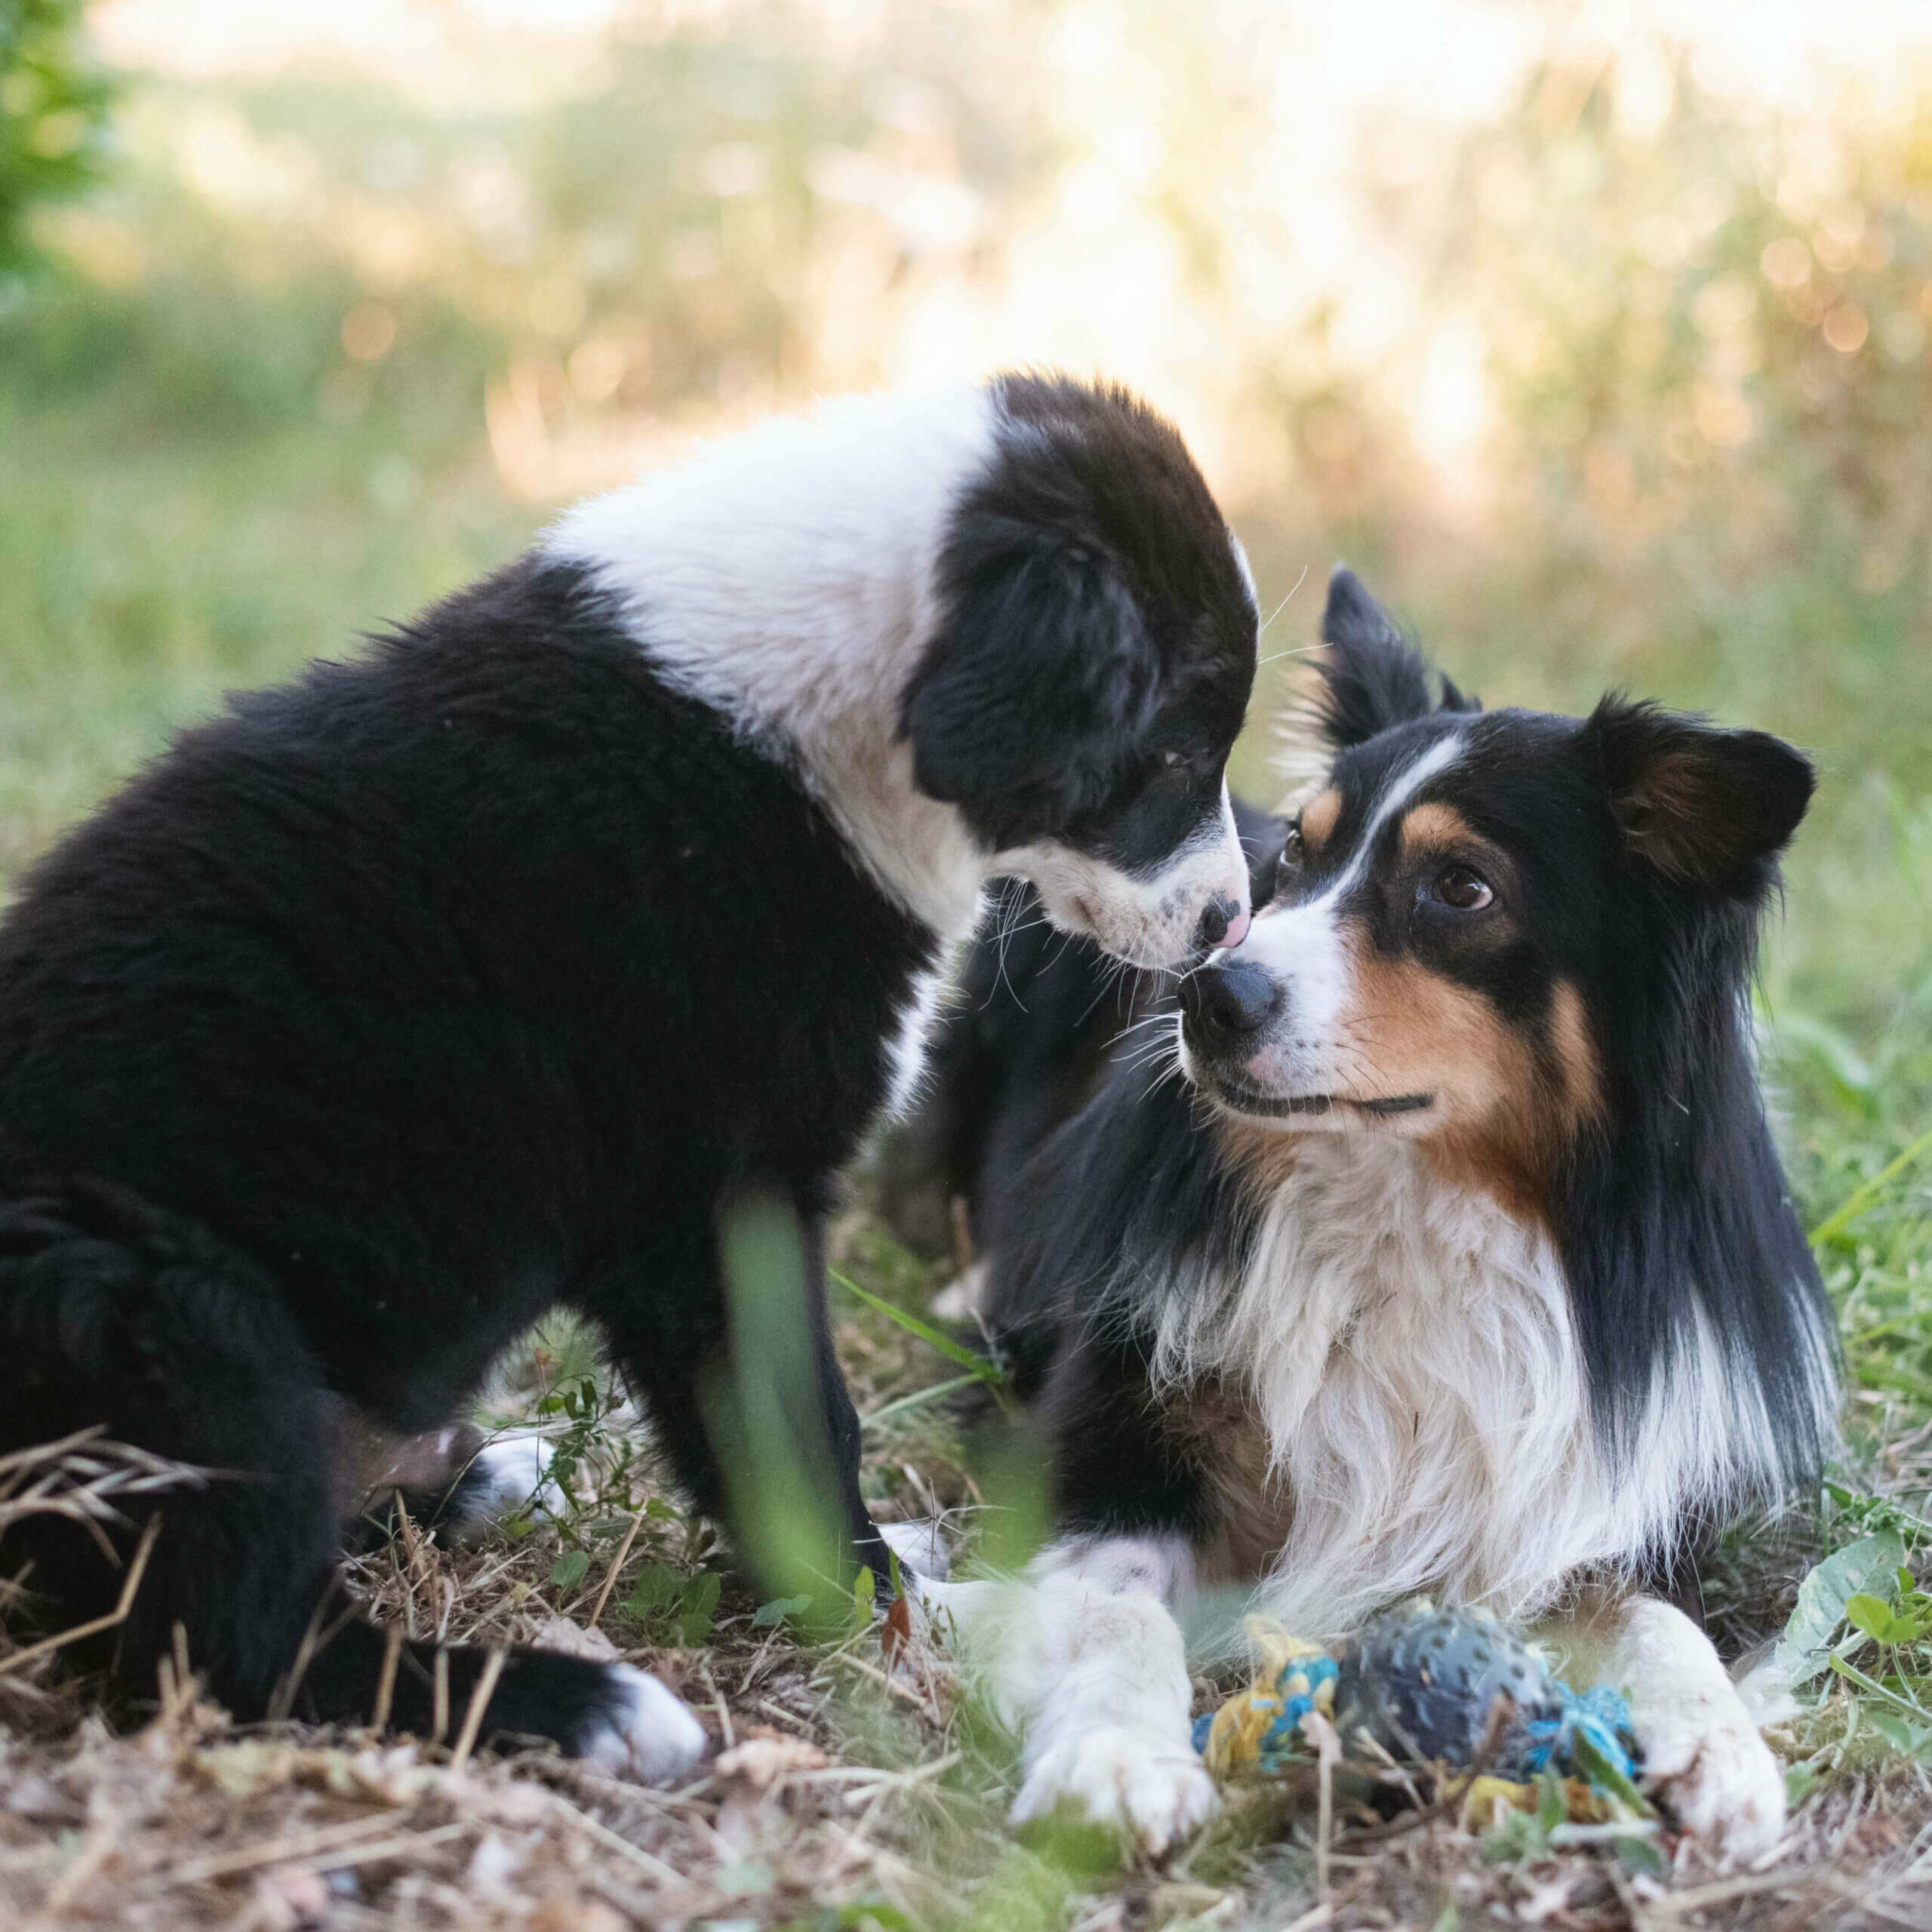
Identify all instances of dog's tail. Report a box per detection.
[0,1177,346,1711]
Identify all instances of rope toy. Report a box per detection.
[1194,1604,1644,1819]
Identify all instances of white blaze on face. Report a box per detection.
[1004,783,1251,971]
[1180,734,1465,1106]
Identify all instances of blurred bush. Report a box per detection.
[0,0,112,281]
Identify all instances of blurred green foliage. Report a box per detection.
[0,0,112,275]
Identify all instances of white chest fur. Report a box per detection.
[1146,1136,1786,1638]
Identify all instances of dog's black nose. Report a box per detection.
[1179,958,1277,1048]
[1195,894,1248,951]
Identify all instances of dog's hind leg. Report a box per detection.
[0,1186,705,1780]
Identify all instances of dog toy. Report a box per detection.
[1194,1604,1641,1810]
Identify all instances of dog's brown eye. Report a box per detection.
[1434,865,1492,911]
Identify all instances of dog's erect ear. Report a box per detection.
[1314,566,1473,746]
[902,536,1162,841]
[1587,699,1815,888]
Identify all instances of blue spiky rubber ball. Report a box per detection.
[1335,1604,1561,1764]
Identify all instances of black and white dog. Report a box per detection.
[911,568,1835,1863]
[0,375,1258,1777]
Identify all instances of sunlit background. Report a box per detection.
[3,0,1930,1151]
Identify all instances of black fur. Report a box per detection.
[891,795,1284,1266]
[900,564,1834,1577]
[904,375,1255,863]
[1312,565,1476,745]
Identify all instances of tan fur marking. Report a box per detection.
[1398,801,1477,857]
[1620,752,1717,881]
[1165,1377,1297,1584]
[1340,943,1595,1225]
[1208,940,1603,1229]
[1548,979,1604,1126]
[1298,786,1341,851]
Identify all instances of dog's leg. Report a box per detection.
[293,1601,705,1779]
[1537,1592,1785,1863]
[796,1211,898,1584]
[939,1534,1217,1856]
[877,1517,951,1580]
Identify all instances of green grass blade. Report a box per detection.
[1828,1652,1932,1724]
[860,1372,985,1431]
[1810,1124,1932,1246]
[830,1268,1008,1387]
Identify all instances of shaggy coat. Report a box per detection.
[0,375,1257,1777]
[909,568,1834,1861]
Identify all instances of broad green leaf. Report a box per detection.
[1774,1531,1908,1687]
[1614,1834,1668,1881]
[549,1548,591,1589]
[1865,1708,1932,1757]
[675,1571,722,1644]
[626,1562,683,1613]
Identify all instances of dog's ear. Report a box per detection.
[1587,699,1814,888]
[902,536,1161,840]
[1314,567,1473,747]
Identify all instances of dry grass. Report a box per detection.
[5,1212,1932,1930]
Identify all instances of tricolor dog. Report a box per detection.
[909,568,1833,1863]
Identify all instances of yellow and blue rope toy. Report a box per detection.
[1193,1604,1643,1817]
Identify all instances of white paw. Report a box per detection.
[878,1516,951,1580]
[1011,1725,1220,1857]
[452,1436,566,1534]
[576,1664,709,1785]
[1637,1704,1786,1863]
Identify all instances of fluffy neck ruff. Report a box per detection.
[1143,1128,1821,1639]
[544,383,998,943]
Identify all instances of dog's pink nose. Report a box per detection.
[1197,895,1249,952]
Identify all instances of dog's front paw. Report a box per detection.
[1011,1725,1219,1857]
[1638,1704,1786,1863]
[574,1664,709,1784]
